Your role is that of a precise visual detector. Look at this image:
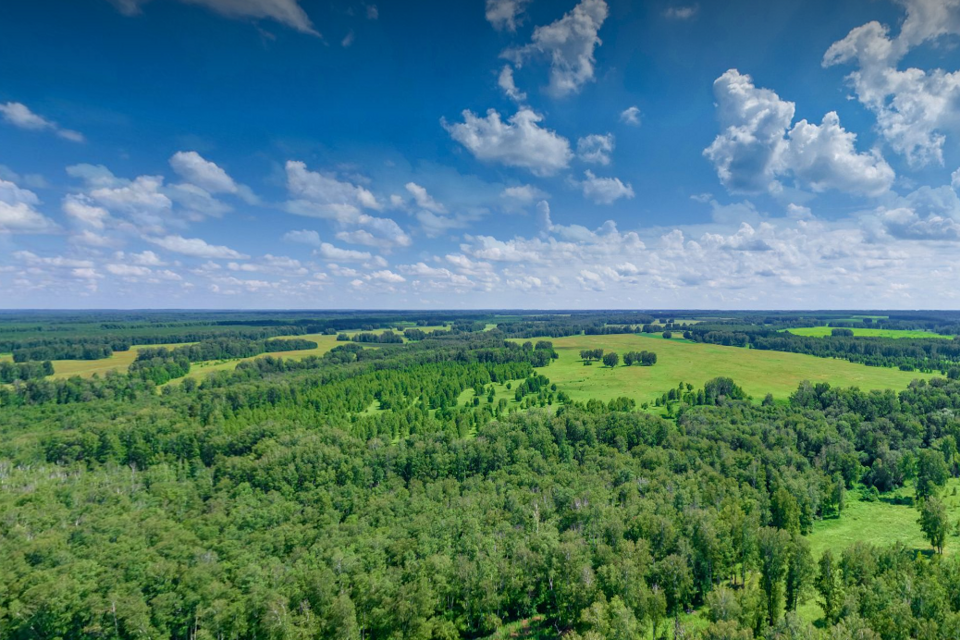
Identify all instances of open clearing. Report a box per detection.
[785,327,953,339]
[48,343,193,379]
[808,478,960,559]
[40,328,450,380]
[183,333,345,379]
[536,334,933,406]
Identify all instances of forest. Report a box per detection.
[4,310,960,639]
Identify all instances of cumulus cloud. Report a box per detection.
[0,101,84,142]
[405,182,446,213]
[106,264,154,278]
[443,107,572,176]
[62,195,110,229]
[315,242,373,262]
[502,0,609,97]
[784,112,894,196]
[107,0,319,35]
[867,185,960,241]
[577,133,615,165]
[620,106,641,126]
[169,151,238,194]
[704,69,894,196]
[286,160,381,217]
[369,269,405,284]
[0,178,58,233]
[169,184,233,220]
[284,162,410,248]
[823,0,960,166]
[146,234,248,259]
[485,0,531,32]
[498,65,527,103]
[703,69,795,193]
[501,184,548,205]
[578,170,634,204]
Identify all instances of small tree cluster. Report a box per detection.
[602,352,619,367]
[580,348,604,362]
[623,351,657,366]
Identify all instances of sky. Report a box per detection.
[1,0,960,309]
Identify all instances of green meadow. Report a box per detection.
[536,333,932,407]
[785,326,952,339]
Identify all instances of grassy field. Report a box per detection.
[182,333,345,379]
[807,477,960,558]
[785,327,952,339]
[535,334,933,407]
[35,328,450,381]
[48,343,192,379]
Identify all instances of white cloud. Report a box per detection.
[405,182,446,213]
[784,112,894,196]
[953,168,960,190]
[285,160,381,218]
[106,264,153,277]
[501,184,548,205]
[146,235,248,259]
[62,195,109,229]
[315,242,372,262]
[341,30,355,47]
[71,230,117,247]
[577,133,615,165]
[0,178,57,233]
[663,4,699,20]
[169,151,238,194]
[443,107,572,176]
[108,0,319,35]
[704,69,894,196]
[86,173,173,231]
[502,0,609,97]
[485,0,531,32]
[14,251,94,269]
[66,164,123,189]
[620,106,641,126]
[284,162,409,248]
[867,185,960,241]
[704,69,795,193]
[369,269,405,284]
[0,101,84,142]
[823,0,960,166]
[167,183,232,218]
[498,65,527,103]
[579,170,634,204]
[125,250,165,266]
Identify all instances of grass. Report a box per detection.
[785,327,952,339]
[533,334,933,408]
[182,333,345,379]
[38,329,445,381]
[795,478,960,624]
[48,343,192,379]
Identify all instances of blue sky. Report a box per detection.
[1,0,959,309]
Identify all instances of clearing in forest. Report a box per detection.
[785,327,953,339]
[538,333,933,406]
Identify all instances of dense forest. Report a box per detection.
[5,311,960,639]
